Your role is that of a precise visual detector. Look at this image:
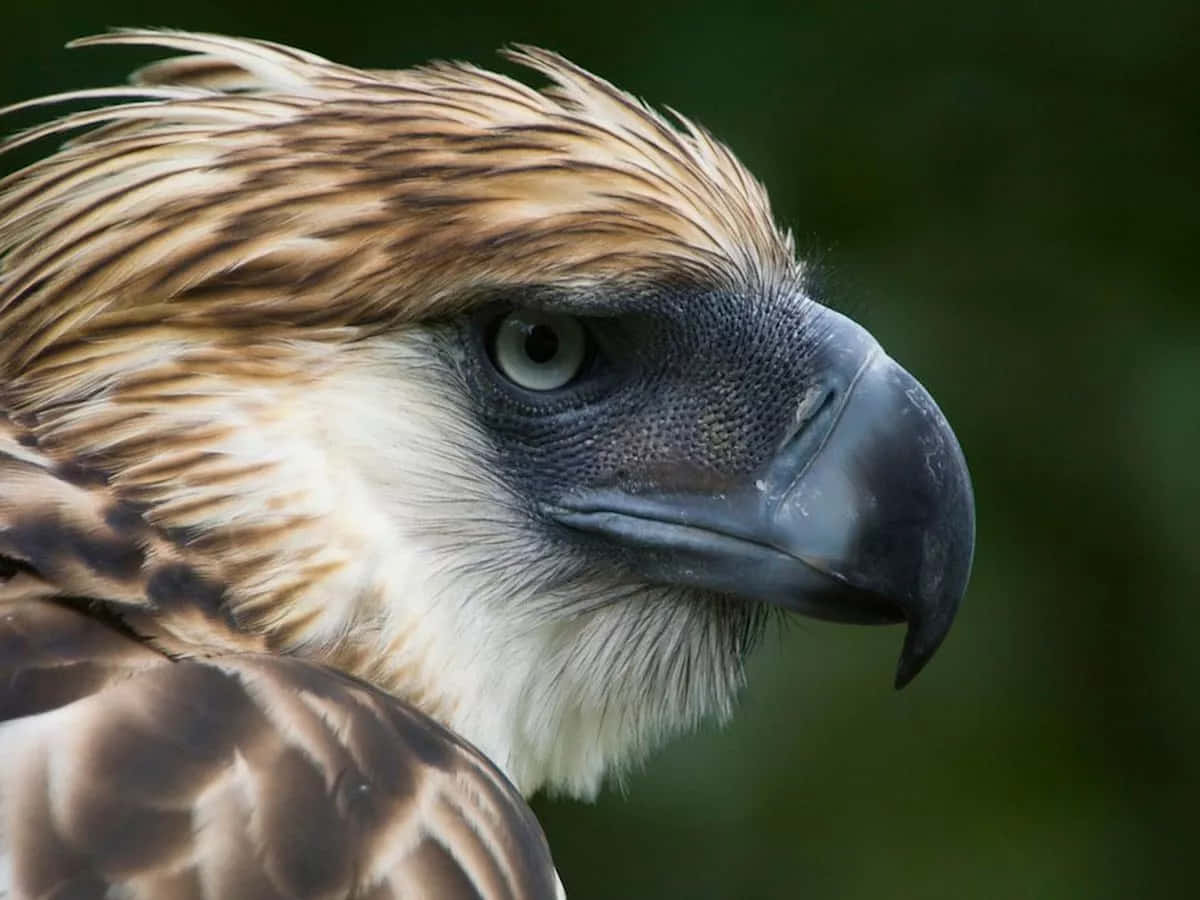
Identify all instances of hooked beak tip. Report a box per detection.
[895,625,938,689]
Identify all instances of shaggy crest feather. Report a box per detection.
[0,29,794,373]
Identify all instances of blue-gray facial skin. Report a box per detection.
[466,288,975,687]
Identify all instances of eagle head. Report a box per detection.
[0,31,974,797]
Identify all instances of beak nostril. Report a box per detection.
[769,345,881,501]
[778,384,832,450]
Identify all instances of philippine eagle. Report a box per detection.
[0,31,975,899]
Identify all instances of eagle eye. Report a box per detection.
[490,310,588,391]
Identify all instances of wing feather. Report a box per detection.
[0,600,562,899]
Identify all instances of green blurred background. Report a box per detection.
[3,1,1196,897]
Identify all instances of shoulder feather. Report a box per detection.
[0,599,562,899]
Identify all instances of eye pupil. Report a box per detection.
[525,324,559,364]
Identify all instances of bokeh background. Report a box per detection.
[3,2,1196,897]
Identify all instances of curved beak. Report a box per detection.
[551,309,976,687]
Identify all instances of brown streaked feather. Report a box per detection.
[0,600,561,899]
[0,411,264,656]
[0,30,794,368]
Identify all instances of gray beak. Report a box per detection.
[553,309,976,687]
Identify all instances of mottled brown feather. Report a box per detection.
[0,600,559,899]
[0,30,793,365]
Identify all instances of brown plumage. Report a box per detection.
[0,30,799,898]
[0,598,557,899]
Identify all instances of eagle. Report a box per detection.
[0,31,975,899]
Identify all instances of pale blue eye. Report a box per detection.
[493,311,586,391]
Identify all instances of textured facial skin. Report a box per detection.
[455,284,828,663]
[463,285,824,495]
